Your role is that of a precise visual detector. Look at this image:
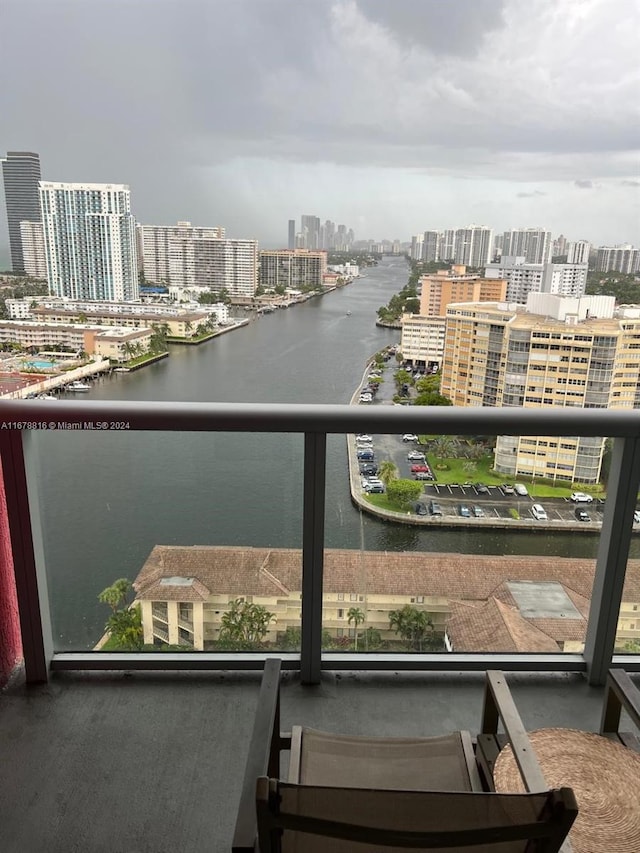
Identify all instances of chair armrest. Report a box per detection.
[600,668,640,743]
[480,670,548,794]
[232,659,283,853]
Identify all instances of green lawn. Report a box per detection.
[426,453,605,499]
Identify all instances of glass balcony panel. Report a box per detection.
[322,429,618,656]
[27,429,303,654]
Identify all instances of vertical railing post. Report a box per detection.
[0,430,52,683]
[300,432,326,685]
[584,435,640,686]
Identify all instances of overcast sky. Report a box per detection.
[1,0,639,250]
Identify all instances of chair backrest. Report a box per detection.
[256,777,578,853]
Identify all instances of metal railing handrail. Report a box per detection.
[3,399,640,437]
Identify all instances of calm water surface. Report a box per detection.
[31,257,615,649]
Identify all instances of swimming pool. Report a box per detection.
[24,359,58,370]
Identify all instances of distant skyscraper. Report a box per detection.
[40,182,138,301]
[566,240,591,265]
[596,245,640,274]
[288,219,295,250]
[441,230,455,261]
[502,228,551,264]
[422,230,440,263]
[19,220,47,279]
[410,234,424,260]
[1,151,42,273]
[454,226,493,267]
[301,214,320,250]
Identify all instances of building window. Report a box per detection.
[338,593,344,601]
[338,609,344,619]
[350,593,357,601]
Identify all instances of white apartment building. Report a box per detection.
[137,222,257,297]
[19,221,47,279]
[259,249,327,291]
[453,225,493,267]
[39,182,138,301]
[596,245,640,274]
[440,230,455,262]
[136,222,226,285]
[485,257,587,303]
[422,231,440,263]
[502,228,552,264]
[410,234,424,260]
[400,315,445,368]
[566,240,591,265]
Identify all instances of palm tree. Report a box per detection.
[432,435,456,463]
[377,459,398,486]
[347,606,365,651]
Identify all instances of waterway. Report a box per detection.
[28,257,628,650]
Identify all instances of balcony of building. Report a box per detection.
[1,400,640,850]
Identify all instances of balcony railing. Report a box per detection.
[2,399,640,685]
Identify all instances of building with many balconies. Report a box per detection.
[441,293,640,483]
[258,249,327,291]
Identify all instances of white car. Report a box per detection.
[402,434,419,442]
[356,435,373,442]
[514,484,529,496]
[531,503,548,520]
[570,492,593,503]
[407,451,426,461]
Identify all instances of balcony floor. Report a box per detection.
[1,667,638,852]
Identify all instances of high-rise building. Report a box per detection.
[441,292,636,484]
[596,245,640,274]
[440,230,455,262]
[259,249,327,290]
[40,182,138,301]
[287,220,295,250]
[137,222,226,286]
[1,151,42,274]
[301,214,320,250]
[502,228,551,264]
[553,234,568,257]
[566,240,591,265]
[410,234,424,260]
[422,231,440,263]
[19,221,47,279]
[485,257,587,303]
[453,225,493,267]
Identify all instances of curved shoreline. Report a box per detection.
[346,359,605,533]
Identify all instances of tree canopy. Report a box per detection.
[386,478,423,508]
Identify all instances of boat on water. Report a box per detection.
[37,394,58,401]
[114,367,130,373]
[66,381,90,391]
[346,311,352,316]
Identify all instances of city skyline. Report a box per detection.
[1,0,638,254]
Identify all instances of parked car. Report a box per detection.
[356,435,373,442]
[414,471,433,480]
[357,450,374,461]
[365,483,384,494]
[459,504,472,518]
[472,506,485,517]
[359,463,378,476]
[514,484,529,496]
[531,503,548,520]
[634,510,640,524]
[429,500,443,516]
[475,483,490,494]
[411,464,430,473]
[575,508,590,522]
[415,502,428,516]
[571,492,593,503]
[402,434,419,442]
[501,484,515,495]
[407,451,426,461]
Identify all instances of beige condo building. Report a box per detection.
[441,293,640,483]
[400,265,506,367]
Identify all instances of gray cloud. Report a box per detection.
[621,179,640,187]
[0,0,639,246]
[574,180,594,189]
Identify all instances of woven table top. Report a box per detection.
[494,728,640,853]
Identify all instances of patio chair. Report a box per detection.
[232,661,577,852]
[599,667,640,752]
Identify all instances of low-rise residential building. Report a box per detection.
[400,315,445,369]
[0,319,152,357]
[132,545,640,652]
[32,306,209,338]
[441,293,640,483]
